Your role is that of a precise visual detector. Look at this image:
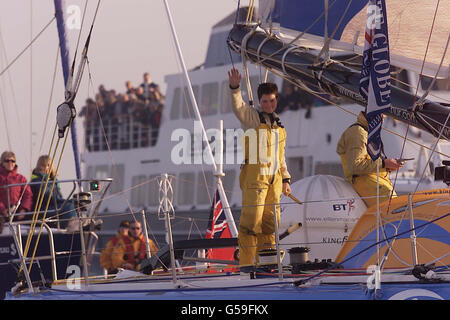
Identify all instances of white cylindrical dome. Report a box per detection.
[279,175,367,263]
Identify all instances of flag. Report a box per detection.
[359,0,391,160]
[205,190,236,270]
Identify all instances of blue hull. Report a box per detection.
[6,281,449,300]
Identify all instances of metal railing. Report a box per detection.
[84,116,160,152]
[1,178,113,294]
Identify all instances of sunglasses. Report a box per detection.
[130,227,141,230]
[3,159,15,163]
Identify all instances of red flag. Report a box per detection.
[205,190,236,272]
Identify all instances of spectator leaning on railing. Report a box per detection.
[78,72,165,150]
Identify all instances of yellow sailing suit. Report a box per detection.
[110,234,158,271]
[231,87,291,266]
[336,111,396,208]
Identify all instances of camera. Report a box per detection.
[434,160,450,186]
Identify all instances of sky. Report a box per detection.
[0,0,238,184]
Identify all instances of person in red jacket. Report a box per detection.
[0,151,33,223]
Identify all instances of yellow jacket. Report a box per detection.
[110,234,158,271]
[231,87,290,181]
[99,232,125,271]
[336,112,388,180]
[336,111,395,207]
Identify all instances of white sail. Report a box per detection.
[259,0,450,78]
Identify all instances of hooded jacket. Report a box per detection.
[336,111,395,207]
[0,165,33,214]
[30,169,64,211]
[336,111,388,180]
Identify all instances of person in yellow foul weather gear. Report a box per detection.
[228,68,291,270]
[100,220,130,274]
[336,111,403,208]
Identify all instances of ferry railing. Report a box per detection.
[84,115,159,152]
[1,178,113,294]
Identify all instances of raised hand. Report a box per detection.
[228,68,242,89]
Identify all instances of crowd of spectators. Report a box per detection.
[79,74,332,151]
[79,72,164,150]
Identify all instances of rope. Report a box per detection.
[21,125,59,263]
[27,124,71,273]
[240,25,259,108]
[246,0,256,23]
[0,21,28,164]
[315,0,353,64]
[253,0,340,66]
[267,67,450,158]
[377,0,444,270]
[29,0,33,173]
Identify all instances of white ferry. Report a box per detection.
[79,9,450,264]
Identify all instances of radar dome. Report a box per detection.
[279,175,367,263]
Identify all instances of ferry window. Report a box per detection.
[147,174,160,206]
[86,166,94,179]
[182,85,200,119]
[95,165,109,179]
[200,82,219,116]
[220,80,231,113]
[131,175,147,207]
[109,164,124,194]
[314,162,344,178]
[196,171,214,205]
[178,172,195,205]
[287,156,313,181]
[420,75,450,91]
[170,87,181,120]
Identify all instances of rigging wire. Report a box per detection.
[84,57,167,253]
[266,67,450,158]
[0,18,28,163]
[38,45,60,155]
[26,124,72,274]
[378,0,444,271]
[19,0,103,276]
[29,0,33,173]
[0,16,55,77]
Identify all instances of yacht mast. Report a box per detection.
[162,0,238,237]
[53,0,82,180]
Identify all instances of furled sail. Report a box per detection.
[258,0,449,78]
[227,2,450,140]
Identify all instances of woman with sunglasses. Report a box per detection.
[0,151,33,223]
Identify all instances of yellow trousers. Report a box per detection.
[353,174,396,208]
[238,164,282,266]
